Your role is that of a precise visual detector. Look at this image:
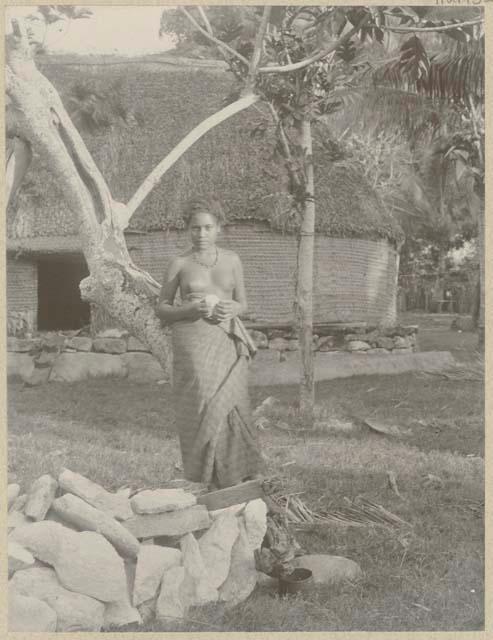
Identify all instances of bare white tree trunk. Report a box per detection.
[5,24,259,378]
[6,28,171,370]
[296,118,315,422]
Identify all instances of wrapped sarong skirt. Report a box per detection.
[172,317,264,488]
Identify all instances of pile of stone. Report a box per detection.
[7,330,165,384]
[7,469,267,632]
[7,328,148,357]
[249,323,418,358]
[8,323,420,384]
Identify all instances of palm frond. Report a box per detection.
[374,36,484,102]
[330,86,465,149]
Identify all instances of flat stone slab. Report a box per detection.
[180,532,218,606]
[243,499,268,551]
[8,510,30,531]
[51,493,140,558]
[8,483,21,509]
[58,469,133,521]
[197,480,264,511]
[131,489,196,515]
[25,474,58,521]
[10,522,129,603]
[198,514,239,590]
[104,596,142,629]
[250,351,456,386]
[9,588,57,632]
[97,328,129,339]
[8,541,35,576]
[156,565,188,621]
[93,337,127,354]
[10,566,105,632]
[7,337,41,352]
[10,494,28,512]
[133,545,182,606]
[123,505,210,539]
[65,337,93,352]
[219,519,257,606]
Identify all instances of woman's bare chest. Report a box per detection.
[180,261,235,297]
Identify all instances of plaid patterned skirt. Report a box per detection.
[172,317,264,488]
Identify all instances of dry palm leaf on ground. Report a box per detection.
[322,497,412,529]
[269,492,412,530]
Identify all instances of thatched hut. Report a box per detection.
[7,53,403,335]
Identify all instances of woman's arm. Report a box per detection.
[232,253,248,316]
[156,257,208,325]
[214,253,248,322]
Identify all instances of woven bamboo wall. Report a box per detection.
[7,257,38,334]
[7,257,38,314]
[126,224,399,324]
[7,223,398,328]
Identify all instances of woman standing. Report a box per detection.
[157,199,265,489]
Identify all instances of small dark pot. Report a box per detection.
[278,568,314,596]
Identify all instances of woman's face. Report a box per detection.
[189,212,219,251]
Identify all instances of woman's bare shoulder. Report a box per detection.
[165,251,192,277]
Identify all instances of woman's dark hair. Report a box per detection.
[183,197,226,227]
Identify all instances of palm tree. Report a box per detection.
[370,10,485,343]
[323,6,484,339]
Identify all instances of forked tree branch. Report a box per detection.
[244,6,271,92]
[126,6,274,222]
[125,94,259,221]
[180,7,250,67]
[258,12,371,74]
[197,6,213,36]
[8,18,120,229]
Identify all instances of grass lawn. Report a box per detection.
[7,320,484,632]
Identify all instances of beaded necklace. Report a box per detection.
[192,247,219,269]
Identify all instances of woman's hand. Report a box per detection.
[189,299,210,320]
[213,300,240,322]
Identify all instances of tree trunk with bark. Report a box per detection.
[295,118,315,422]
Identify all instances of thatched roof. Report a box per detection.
[8,53,402,245]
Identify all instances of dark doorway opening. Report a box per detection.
[37,255,90,331]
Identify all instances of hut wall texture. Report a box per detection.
[5,225,398,329]
[127,224,398,324]
[7,256,38,333]
[7,257,38,312]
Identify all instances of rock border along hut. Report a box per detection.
[7,53,403,340]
